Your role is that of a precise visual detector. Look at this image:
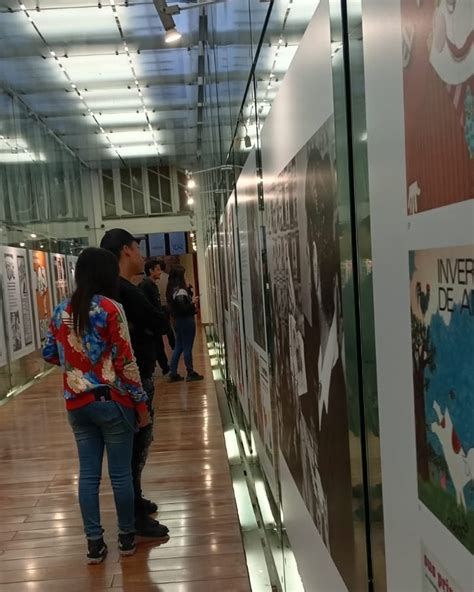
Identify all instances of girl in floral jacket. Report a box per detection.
[43,247,149,564]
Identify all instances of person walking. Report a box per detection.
[100,229,169,538]
[166,265,203,382]
[43,247,150,564]
[156,260,176,350]
[140,259,170,375]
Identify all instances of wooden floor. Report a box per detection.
[0,328,251,592]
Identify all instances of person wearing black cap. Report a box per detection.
[100,228,169,539]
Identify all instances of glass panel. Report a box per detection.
[133,191,145,215]
[121,185,133,213]
[130,168,143,192]
[159,175,172,208]
[148,169,159,199]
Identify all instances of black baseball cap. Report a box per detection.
[100,228,141,258]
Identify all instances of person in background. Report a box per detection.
[100,229,169,539]
[43,247,150,564]
[156,260,176,351]
[140,259,170,375]
[166,265,203,383]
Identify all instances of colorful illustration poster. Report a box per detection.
[66,255,79,294]
[265,116,354,583]
[1,246,36,361]
[410,246,474,552]
[50,253,69,306]
[401,0,473,215]
[30,250,53,346]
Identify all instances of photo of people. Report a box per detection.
[10,311,22,352]
[4,255,15,281]
[265,116,355,586]
[401,0,473,214]
[52,253,69,304]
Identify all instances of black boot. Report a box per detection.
[135,515,169,538]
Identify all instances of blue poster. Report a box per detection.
[149,233,166,257]
[169,232,187,255]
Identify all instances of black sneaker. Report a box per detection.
[162,367,170,376]
[186,371,204,382]
[118,533,137,557]
[168,373,184,383]
[87,538,108,564]
[135,515,169,538]
[139,497,158,515]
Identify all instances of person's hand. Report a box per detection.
[192,296,199,304]
[137,408,151,429]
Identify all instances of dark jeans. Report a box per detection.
[155,336,169,373]
[170,316,196,375]
[68,402,135,540]
[163,306,176,350]
[132,376,155,518]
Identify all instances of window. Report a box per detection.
[147,166,172,214]
[102,169,116,217]
[120,168,145,215]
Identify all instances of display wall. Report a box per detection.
[201,0,473,590]
[363,0,473,590]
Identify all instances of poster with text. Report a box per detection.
[1,246,36,361]
[410,245,474,553]
[30,250,53,346]
[265,116,354,583]
[66,255,79,294]
[51,253,69,306]
[401,0,473,215]
[422,542,462,592]
[0,270,8,368]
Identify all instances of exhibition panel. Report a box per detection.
[201,0,473,590]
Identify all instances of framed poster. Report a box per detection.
[1,246,36,361]
[401,0,473,215]
[169,232,187,255]
[30,250,53,347]
[66,255,79,294]
[149,233,166,257]
[50,253,69,306]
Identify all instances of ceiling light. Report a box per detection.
[20,242,26,247]
[165,28,182,44]
[187,178,196,189]
[30,233,37,238]
[187,197,194,206]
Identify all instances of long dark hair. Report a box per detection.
[166,265,186,306]
[70,247,120,335]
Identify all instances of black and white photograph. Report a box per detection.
[10,311,22,352]
[265,116,354,581]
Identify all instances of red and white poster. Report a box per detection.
[401,0,473,215]
[30,250,53,346]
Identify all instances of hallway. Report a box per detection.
[0,329,250,591]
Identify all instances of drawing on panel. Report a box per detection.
[32,251,52,343]
[10,311,22,352]
[266,116,354,582]
[410,246,474,553]
[245,188,266,350]
[401,0,473,214]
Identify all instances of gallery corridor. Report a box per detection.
[0,329,250,592]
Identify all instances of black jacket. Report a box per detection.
[169,287,196,319]
[139,278,163,312]
[118,277,167,378]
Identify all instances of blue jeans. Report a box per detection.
[68,402,136,540]
[170,316,196,375]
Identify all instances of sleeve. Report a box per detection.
[42,311,61,366]
[107,301,148,407]
[122,282,168,336]
[173,289,196,316]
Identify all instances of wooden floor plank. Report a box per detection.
[0,327,250,592]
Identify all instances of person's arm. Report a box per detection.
[42,309,61,366]
[121,281,167,336]
[139,279,162,310]
[106,300,148,411]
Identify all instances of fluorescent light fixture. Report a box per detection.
[165,27,182,44]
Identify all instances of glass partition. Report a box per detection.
[0,90,90,401]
